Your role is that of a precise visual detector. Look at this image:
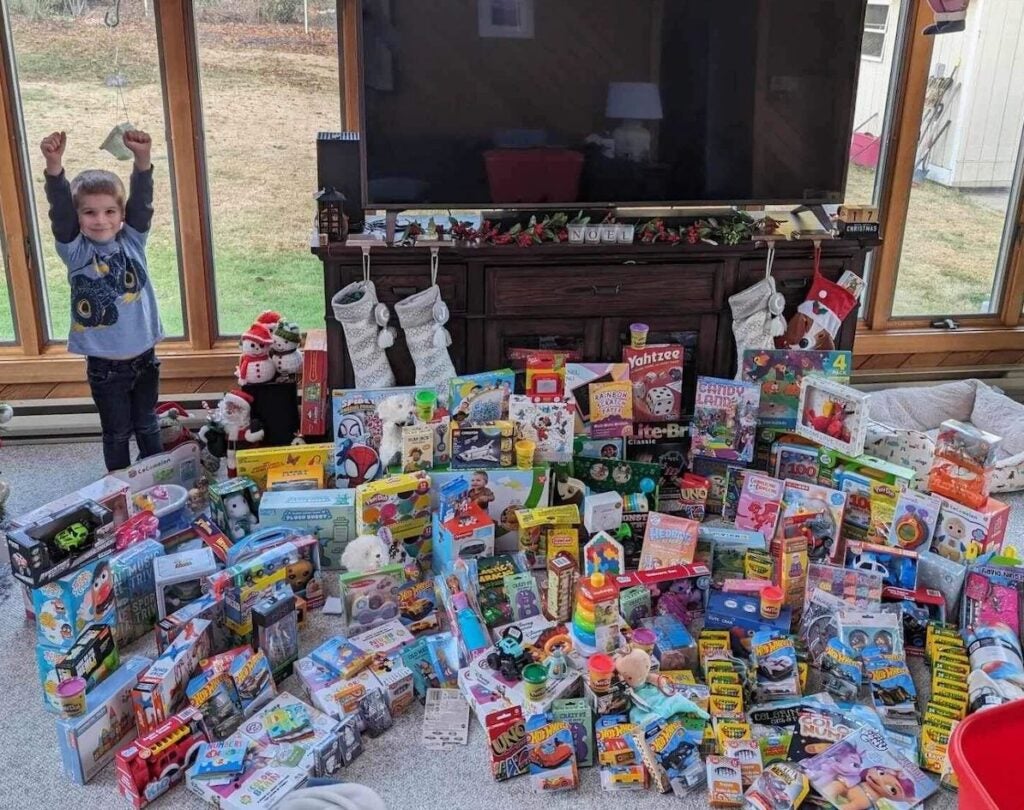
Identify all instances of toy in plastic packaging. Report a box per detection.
[526,713,580,792]
[846,541,919,591]
[917,551,967,620]
[928,418,1001,509]
[820,638,863,702]
[751,631,800,702]
[964,623,1024,685]
[743,760,809,810]
[805,562,883,608]
[643,719,704,796]
[888,490,942,551]
[839,609,904,660]
[960,564,1024,637]
[800,725,937,810]
[865,654,918,729]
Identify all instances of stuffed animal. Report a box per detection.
[271,320,304,378]
[236,322,276,386]
[614,646,709,728]
[377,393,416,470]
[155,402,195,451]
[341,534,390,573]
[221,489,259,541]
[780,271,857,351]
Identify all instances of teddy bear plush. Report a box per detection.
[341,534,391,573]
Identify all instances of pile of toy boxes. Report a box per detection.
[10,335,1024,809]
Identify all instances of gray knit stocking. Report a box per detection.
[331,280,396,389]
[394,284,456,391]
[728,277,786,378]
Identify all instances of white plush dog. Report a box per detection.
[341,534,390,573]
[376,393,416,470]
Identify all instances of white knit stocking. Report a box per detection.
[394,284,456,392]
[728,277,786,378]
[331,280,396,389]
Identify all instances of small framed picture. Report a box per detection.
[795,377,868,457]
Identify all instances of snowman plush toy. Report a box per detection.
[236,322,277,386]
[270,320,304,378]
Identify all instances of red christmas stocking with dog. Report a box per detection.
[781,266,858,350]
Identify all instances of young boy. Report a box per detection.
[40,129,164,471]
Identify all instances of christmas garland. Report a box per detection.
[398,211,781,247]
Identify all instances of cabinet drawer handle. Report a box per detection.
[781,278,808,290]
[391,286,418,297]
[592,284,621,296]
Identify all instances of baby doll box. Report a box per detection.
[866,378,1024,493]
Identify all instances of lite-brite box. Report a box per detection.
[132,618,211,734]
[236,442,335,490]
[56,655,152,784]
[110,538,164,647]
[32,556,118,649]
[258,488,356,570]
[428,467,551,554]
[355,472,432,563]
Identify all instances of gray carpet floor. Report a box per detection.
[2,440,1016,808]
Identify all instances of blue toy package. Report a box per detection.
[56,655,152,784]
[310,635,370,679]
[400,638,436,698]
[187,741,249,784]
[705,592,792,657]
[820,638,862,701]
[110,538,164,648]
[865,655,918,728]
[964,623,1024,682]
[526,713,580,792]
[185,668,244,741]
[33,557,118,649]
[450,369,515,423]
[751,630,800,701]
[846,541,918,591]
[229,647,277,714]
[645,719,704,793]
[424,632,459,688]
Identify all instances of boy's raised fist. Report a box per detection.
[40,131,67,162]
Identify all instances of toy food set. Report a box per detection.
[526,713,580,792]
[8,499,116,588]
[691,377,760,463]
[109,538,164,647]
[237,441,335,490]
[928,418,1001,509]
[355,472,433,561]
[257,488,356,570]
[931,493,1009,562]
[154,547,218,620]
[639,512,698,569]
[588,380,634,439]
[115,706,210,808]
[734,472,784,542]
[251,587,299,682]
[741,349,851,428]
[265,462,324,491]
[32,556,119,649]
[132,618,212,734]
[508,395,575,463]
[622,343,684,423]
[56,654,152,785]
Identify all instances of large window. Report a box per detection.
[891,5,1024,318]
[193,0,341,336]
[6,0,185,340]
[862,2,890,61]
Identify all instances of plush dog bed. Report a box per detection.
[865,379,1024,493]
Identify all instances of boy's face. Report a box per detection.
[471,473,486,489]
[77,193,123,241]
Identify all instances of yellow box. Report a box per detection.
[236,442,334,490]
[355,472,433,560]
[266,462,324,491]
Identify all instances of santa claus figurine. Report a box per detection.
[236,322,276,386]
[199,389,265,477]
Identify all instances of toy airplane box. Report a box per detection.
[8,499,116,588]
[257,488,356,570]
[428,467,551,554]
[132,618,212,734]
[56,655,152,785]
[236,442,336,490]
[355,472,433,562]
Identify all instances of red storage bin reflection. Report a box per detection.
[484,149,583,204]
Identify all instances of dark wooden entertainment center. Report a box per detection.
[316,238,875,401]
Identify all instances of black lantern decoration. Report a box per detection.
[316,186,348,244]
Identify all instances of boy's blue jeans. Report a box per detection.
[86,348,163,471]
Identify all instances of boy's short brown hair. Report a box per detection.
[70,170,126,211]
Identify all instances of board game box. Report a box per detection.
[690,377,760,463]
[622,344,684,423]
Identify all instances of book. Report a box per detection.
[622,344,684,423]
[639,512,699,570]
[735,473,785,542]
[800,725,936,810]
[741,349,852,429]
[690,377,760,463]
[589,380,634,439]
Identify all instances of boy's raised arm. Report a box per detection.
[123,129,154,234]
[40,131,79,244]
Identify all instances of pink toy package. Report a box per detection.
[735,473,785,542]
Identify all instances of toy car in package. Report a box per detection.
[820,638,863,701]
[751,631,800,701]
[743,761,809,810]
[866,654,918,728]
[526,714,579,792]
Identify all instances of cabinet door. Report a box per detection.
[736,256,855,320]
[484,318,603,370]
[341,263,468,312]
[602,314,718,414]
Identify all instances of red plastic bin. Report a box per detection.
[949,699,1024,808]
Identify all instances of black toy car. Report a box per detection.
[485,625,534,681]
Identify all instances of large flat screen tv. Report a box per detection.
[359,0,869,208]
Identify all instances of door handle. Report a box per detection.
[780,278,808,290]
[592,284,621,296]
[391,286,418,297]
